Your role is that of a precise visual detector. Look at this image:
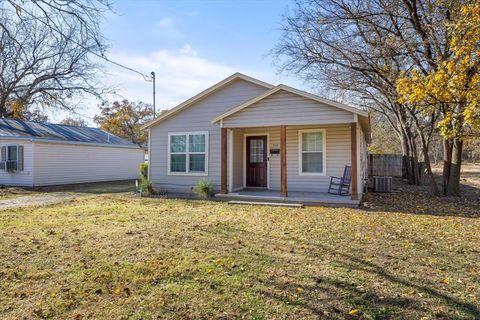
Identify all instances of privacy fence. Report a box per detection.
[368,154,403,177]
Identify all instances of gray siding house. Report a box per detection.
[0,119,145,187]
[143,73,370,204]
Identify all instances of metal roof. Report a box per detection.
[0,118,138,147]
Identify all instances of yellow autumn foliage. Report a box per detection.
[396,3,480,139]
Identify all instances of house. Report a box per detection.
[142,73,370,205]
[0,118,145,187]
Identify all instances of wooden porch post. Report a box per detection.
[350,122,358,200]
[221,127,228,194]
[280,125,288,197]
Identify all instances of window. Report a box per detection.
[1,145,24,172]
[299,129,326,175]
[168,132,208,175]
[249,138,264,163]
[7,145,18,162]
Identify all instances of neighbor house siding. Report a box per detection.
[149,78,269,192]
[240,124,351,193]
[32,142,144,186]
[0,139,34,187]
[222,90,355,128]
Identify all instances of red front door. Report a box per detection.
[246,136,268,187]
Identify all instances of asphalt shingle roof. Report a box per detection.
[0,118,137,146]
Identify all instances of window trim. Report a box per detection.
[3,144,19,172]
[6,145,18,161]
[167,131,209,176]
[298,129,326,176]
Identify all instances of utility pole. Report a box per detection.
[151,71,156,117]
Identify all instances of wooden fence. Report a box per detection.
[369,154,403,177]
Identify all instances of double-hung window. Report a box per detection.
[1,145,24,172]
[299,129,326,175]
[168,132,208,175]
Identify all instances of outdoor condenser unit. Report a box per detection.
[373,176,392,193]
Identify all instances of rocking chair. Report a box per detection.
[328,165,352,195]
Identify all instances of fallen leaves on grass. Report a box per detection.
[348,309,360,315]
[0,191,479,319]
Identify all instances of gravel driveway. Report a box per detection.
[0,193,76,210]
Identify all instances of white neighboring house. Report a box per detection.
[0,118,145,187]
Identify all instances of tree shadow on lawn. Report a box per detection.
[258,242,480,319]
[362,178,480,218]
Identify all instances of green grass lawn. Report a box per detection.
[0,193,479,319]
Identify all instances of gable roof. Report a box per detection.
[141,72,274,130]
[0,118,139,148]
[211,84,368,124]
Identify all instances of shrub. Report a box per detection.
[140,178,155,195]
[139,162,148,179]
[192,178,214,199]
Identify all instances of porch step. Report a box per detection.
[228,200,303,208]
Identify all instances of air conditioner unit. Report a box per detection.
[373,176,392,193]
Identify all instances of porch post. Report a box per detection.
[280,125,288,197]
[221,127,228,194]
[350,122,358,200]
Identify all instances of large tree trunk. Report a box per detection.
[397,106,424,186]
[409,133,421,185]
[0,96,8,117]
[400,131,418,185]
[445,139,463,196]
[400,132,413,182]
[442,139,453,195]
[420,136,439,195]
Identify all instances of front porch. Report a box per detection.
[215,189,360,207]
[215,122,363,207]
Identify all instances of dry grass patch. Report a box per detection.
[0,187,34,199]
[0,194,479,319]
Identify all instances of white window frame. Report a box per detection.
[3,144,19,172]
[6,145,19,161]
[298,129,326,176]
[167,131,209,176]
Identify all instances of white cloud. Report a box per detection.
[153,17,184,38]
[47,45,297,125]
[156,17,173,29]
[101,45,237,111]
[179,44,197,56]
[48,45,238,124]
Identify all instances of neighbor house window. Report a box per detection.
[168,132,208,175]
[1,145,24,172]
[298,129,326,175]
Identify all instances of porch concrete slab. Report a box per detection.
[215,190,360,207]
[228,200,304,208]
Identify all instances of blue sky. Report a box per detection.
[53,0,304,123]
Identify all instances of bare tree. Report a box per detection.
[273,0,461,194]
[0,1,110,44]
[0,0,111,117]
[368,112,403,154]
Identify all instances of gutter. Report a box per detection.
[0,136,143,149]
